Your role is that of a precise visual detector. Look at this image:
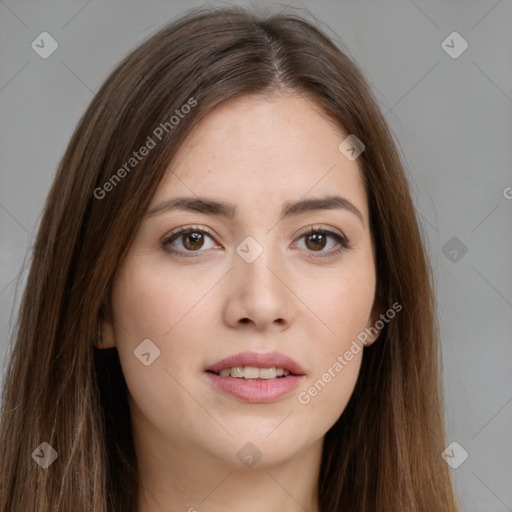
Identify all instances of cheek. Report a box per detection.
[111,258,216,347]
[293,256,375,426]
[293,284,367,439]
[302,257,376,352]
[109,261,217,439]
[296,356,362,438]
[110,256,224,383]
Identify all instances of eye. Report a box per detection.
[162,225,350,259]
[293,226,350,258]
[162,225,218,258]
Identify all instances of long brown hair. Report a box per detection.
[0,5,460,511]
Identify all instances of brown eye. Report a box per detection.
[162,226,217,257]
[181,231,205,251]
[304,232,328,251]
[295,227,350,258]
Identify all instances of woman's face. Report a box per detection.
[106,92,380,469]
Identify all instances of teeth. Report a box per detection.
[244,366,260,379]
[231,366,244,378]
[258,367,276,379]
[217,366,291,379]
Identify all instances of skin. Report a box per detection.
[101,91,382,512]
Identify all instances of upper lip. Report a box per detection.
[205,351,306,376]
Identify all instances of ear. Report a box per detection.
[97,306,116,349]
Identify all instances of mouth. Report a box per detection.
[204,351,306,403]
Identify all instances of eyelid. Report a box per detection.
[164,224,215,241]
[295,224,347,242]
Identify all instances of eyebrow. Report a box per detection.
[145,195,365,225]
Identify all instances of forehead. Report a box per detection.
[150,93,369,222]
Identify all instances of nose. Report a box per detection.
[222,242,296,332]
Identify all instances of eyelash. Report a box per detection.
[162,224,351,259]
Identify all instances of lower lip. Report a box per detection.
[205,372,305,403]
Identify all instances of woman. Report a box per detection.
[0,5,460,511]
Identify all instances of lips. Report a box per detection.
[204,351,306,403]
[205,351,306,376]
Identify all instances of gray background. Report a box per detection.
[1,1,511,510]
